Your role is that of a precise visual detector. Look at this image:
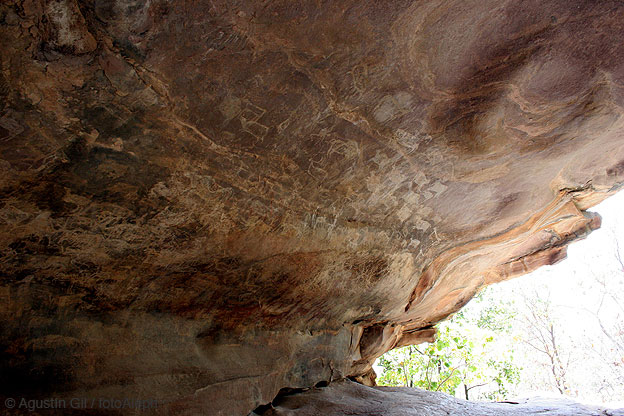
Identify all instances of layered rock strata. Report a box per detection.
[1,1,624,415]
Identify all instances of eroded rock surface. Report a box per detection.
[1,0,624,415]
[259,380,624,416]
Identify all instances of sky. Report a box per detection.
[374,190,624,405]
[509,190,624,308]
[491,189,624,344]
[468,190,624,405]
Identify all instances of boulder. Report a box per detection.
[260,380,624,416]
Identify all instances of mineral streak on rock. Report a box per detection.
[0,0,623,415]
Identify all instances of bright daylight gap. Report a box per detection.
[374,191,624,408]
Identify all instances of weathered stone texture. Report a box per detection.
[260,380,624,416]
[1,1,624,414]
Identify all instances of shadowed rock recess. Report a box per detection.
[1,1,624,415]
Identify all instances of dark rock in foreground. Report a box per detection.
[260,380,624,416]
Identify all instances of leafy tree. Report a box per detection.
[377,291,520,400]
[378,215,624,404]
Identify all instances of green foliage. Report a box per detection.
[377,289,520,400]
[477,303,516,333]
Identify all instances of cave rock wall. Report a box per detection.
[1,1,624,415]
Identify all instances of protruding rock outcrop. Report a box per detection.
[1,1,624,415]
[258,380,624,416]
